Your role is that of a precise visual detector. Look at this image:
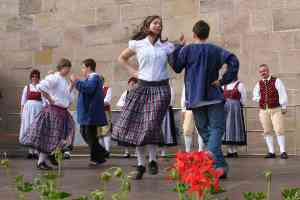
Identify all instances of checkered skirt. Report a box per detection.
[112,80,171,146]
[21,105,75,153]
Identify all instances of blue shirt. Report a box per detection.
[75,73,107,126]
[168,43,239,109]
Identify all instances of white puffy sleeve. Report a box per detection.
[275,79,288,109]
[238,82,247,106]
[21,86,28,106]
[128,40,137,51]
[37,74,58,93]
[164,42,175,55]
[116,91,127,108]
[104,87,112,105]
[252,82,260,103]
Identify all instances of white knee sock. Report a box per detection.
[103,136,111,152]
[184,135,193,152]
[276,135,286,153]
[148,145,157,162]
[136,146,146,166]
[160,148,166,156]
[28,148,34,154]
[124,147,129,154]
[264,135,275,154]
[197,135,204,151]
[38,153,47,165]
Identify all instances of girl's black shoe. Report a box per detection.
[37,162,53,170]
[134,165,146,180]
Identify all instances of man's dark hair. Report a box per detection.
[192,20,210,40]
[82,58,96,72]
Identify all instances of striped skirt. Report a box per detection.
[222,99,247,145]
[21,105,75,153]
[112,79,171,146]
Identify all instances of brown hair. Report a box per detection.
[128,77,138,84]
[30,69,40,80]
[131,15,167,43]
[56,58,72,71]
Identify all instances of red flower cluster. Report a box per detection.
[172,151,223,197]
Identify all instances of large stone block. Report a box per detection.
[235,0,270,11]
[251,49,280,75]
[112,60,131,81]
[4,51,34,69]
[199,0,234,13]
[20,30,41,51]
[0,32,20,50]
[0,0,19,18]
[280,51,300,73]
[162,0,198,18]
[220,10,250,35]
[83,24,113,46]
[271,0,287,9]
[20,0,42,15]
[34,48,53,65]
[63,28,84,47]
[251,9,273,32]
[110,22,138,43]
[120,4,160,21]
[40,27,64,48]
[294,31,300,49]
[6,16,33,32]
[52,47,75,64]
[96,5,120,25]
[56,8,96,27]
[273,9,300,31]
[286,0,300,9]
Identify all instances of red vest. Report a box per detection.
[223,81,241,100]
[259,76,280,109]
[27,85,42,101]
[103,86,111,112]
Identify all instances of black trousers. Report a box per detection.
[80,125,107,162]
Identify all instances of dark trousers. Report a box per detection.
[80,125,107,162]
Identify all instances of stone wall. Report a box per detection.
[1,0,300,154]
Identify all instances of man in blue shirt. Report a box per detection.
[71,58,108,166]
[169,20,239,178]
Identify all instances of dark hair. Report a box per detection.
[30,69,40,80]
[193,20,210,40]
[82,58,96,72]
[128,77,138,84]
[259,64,269,68]
[131,15,167,43]
[56,58,72,71]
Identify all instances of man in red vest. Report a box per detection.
[253,64,288,159]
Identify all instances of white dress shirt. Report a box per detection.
[222,80,247,105]
[37,72,74,108]
[128,37,175,81]
[252,76,288,109]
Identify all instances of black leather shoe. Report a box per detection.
[264,153,276,159]
[148,161,158,175]
[226,152,238,158]
[37,162,53,170]
[124,153,130,158]
[134,165,146,180]
[33,153,39,160]
[104,151,110,159]
[26,153,34,159]
[280,152,288,159]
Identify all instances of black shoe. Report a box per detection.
[148,161,158,175]
[264,153,276,159]
[134,165,146,180]
[27,153,34,159]
[88,160,106,167]
[280,152,288,159]
[37,162,53,170]
[49,154,58,166]
[104,151,110,159]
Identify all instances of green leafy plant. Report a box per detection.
[282,188,300,200]
[52,148,64,177]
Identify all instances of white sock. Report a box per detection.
[38,153,47,165]
[99,138,104,147]
[161,148,166,156]
[197,135,204,151]
[184,135,193,152]
[136,146,146,166]
[28,148,34,154]
[264,135,275,154]
[124,147,129,154]
[148,145,157,162]
[103,136,111,152]
[276,135,286,153]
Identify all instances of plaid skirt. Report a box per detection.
[21,105,75,153]
[112,79,171,146]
